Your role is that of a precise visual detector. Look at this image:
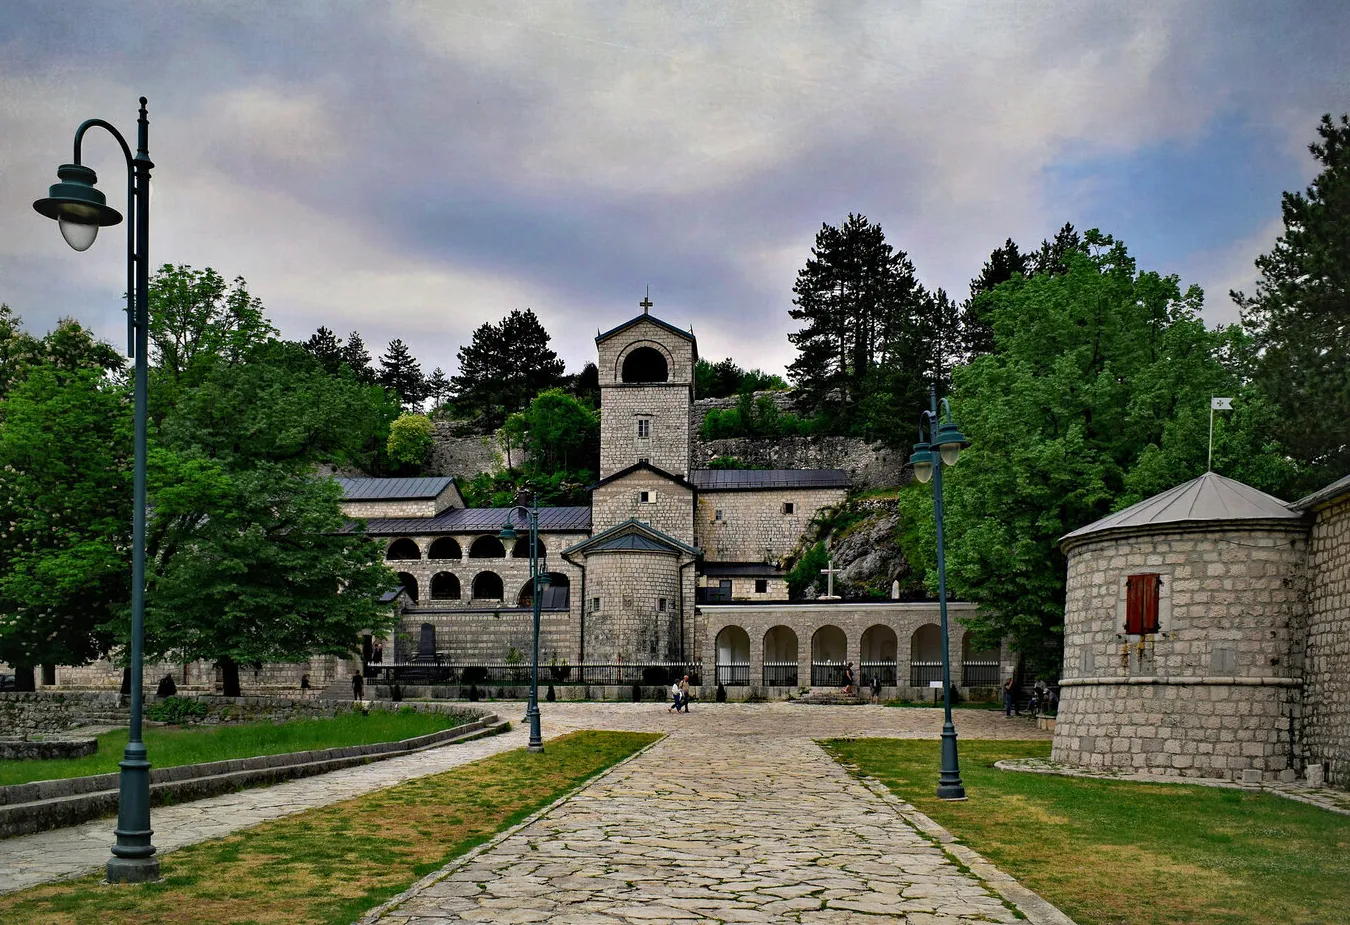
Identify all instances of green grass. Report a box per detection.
[0,708,469,786]
[823,738,1350,925]
[0,730,659,925]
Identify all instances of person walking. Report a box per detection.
[352,672,364,701]
[1003,675,1020,716]
[870,673,882,704]
[669,679,681,713]
[842,662,855,696]
[300,673,311,697]
[678,675,691,713]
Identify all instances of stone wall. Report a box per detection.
[1303,495,1350,788]
[429,427,506,477]
[343,498,440,519]
[1052,526,1309,780]
[699,575,790,601]
[584,551,689,663]
[596,321,695,386]
[0,691,126,735]
[395,607,580,667]
[695,436,901,492]
[600,384,692,478]
[695,487,847,563]
[592,472,695,542]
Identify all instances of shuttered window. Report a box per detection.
[1125,573,1161,635]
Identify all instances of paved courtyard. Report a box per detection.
[2,703,1054,922]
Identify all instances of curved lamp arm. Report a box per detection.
[73,119,138,356]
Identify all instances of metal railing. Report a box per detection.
[811,661,846,687]
[368,662,702,687]
[762,662,798,687]
[962,660,1001,686]
[859,661,897,686]
[715,663,750,686]
[909,660,944,686]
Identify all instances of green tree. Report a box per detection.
[378,339,426,409]
[340,331,375,384]
[899,234,1294,673]
[147,265,276,387]
[387,412,435,469]
[304,326,344,375]
[450,309,565,428]
[1236,113,1350,494]
[424,366,451,412]
[0,304,43,398]
[963,238,1030,357]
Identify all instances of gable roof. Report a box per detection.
[591,460,696,491]
[689,468,851,491]
[336,476,457,502]
[596,313,695,344]
[1290,472,1350,512]
[1061,471,1304,548]
[350,506,592,536]
[562,518,701,560]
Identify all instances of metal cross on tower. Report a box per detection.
[640,286,653,314]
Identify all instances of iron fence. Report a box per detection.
[811,662,846,687]
[859,661,897,686]
[762,662,798,687]
[962,660,1001,686]
[715,663,750,686]
[367,661,702,687]
[909,660,945,686]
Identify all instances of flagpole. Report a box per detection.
[1208,398,1215,471]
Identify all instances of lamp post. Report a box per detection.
[33,98,159,880]
[499,498,548,752]
[911,386,970,801]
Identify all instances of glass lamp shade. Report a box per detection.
[536,563,551,587]
[939,442,961,466]
[58,215,100,251]
[935,419,969,466]
[912,452,934,483]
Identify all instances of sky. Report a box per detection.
[1,1,1346,378]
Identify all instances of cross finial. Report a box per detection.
[639,286,653,314]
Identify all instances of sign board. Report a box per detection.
[928,681,944,689]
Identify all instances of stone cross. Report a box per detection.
[820,559,842,598]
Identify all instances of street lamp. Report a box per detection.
[912,386,970,801]
[499,498,548,753]
[33,98,158,881]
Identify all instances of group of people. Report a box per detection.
[1003,676,1056,716]
[668,675,693,712]
[840,662,885,703]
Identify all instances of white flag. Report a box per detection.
[1211,397,1233,411]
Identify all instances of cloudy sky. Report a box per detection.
[1,1,1345,377]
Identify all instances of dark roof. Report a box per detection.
[701,561,786,577]
[596,313,695,344]
[689,468,851,491]
[586,533,680,553]
[351,506,592,536]
[562,518,700,559]
[591,461,695,491]
[378,586,409,604]
[1291,472,1350,512]
[337,476,457,501]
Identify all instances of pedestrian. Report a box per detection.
[669,679,681,713]
[1003,675,1019,716]
[300,673,311,697]
[678,675,691,713]
[870,673,882,704]
[842,662,854,696]
[372,643,383,664]
[352,672,364,701]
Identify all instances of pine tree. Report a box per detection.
[450,309,564,428]
[962,239,1030,357]
[378,339,426,409]
[424,366,451,411]
[1236,113,1350,493]
[1031,222,1082,276]
[340,331,374,383]
[304,326,344,375]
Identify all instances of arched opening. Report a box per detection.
[386,538,421,561]
[512,536,546,558]
[430,572,461,601]
[961,633,1001,687]
[621,346,669,383]
[860,625,898,686]
[428,537,462,560]
[763,625,799,687]
[416,622,437,661]
[471,571,504,601]
[715,625,750,686]
[396,572,419,602]
[909,623,943,686]
[810,625,847,686]
[469,535,506,558]
[517,572,570,609]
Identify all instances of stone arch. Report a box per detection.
[396,572,419,602]
[386,537,421,561]
[430,572,460,601]
[961,633,1001,686]
[715,625,751,686]
[909,623,943,686]
[428,537,462,560]
[762,625,799,687]
[512,536,547,559]
[471,571,504,601]
[469,535,506,558]
[861,624,898,662]
[619,342,671,383]
[810,625,847,686]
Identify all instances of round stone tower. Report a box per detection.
[1051,472,1309,781]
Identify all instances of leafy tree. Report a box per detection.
[512,388,599,474]
[569,361,600,407]
[694,357,790,399]
[147,265,276,388]
[387,412,435,469]
[378,339,426,409]
[340,331,375,384]
[0,304,48,398]
[1236,113,1350,494]
[898,233,1294,674]
[450,309,564,428]
[304,326,344,375]
[1030,222,1082,277]
[963,239,1030,357]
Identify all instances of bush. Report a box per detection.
[546,684,556,702]
[631,683,642,703]
[461,665,489,685]
[467,684,480,702]
[145,695,208,724]
[716,683,727,703]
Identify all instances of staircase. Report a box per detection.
[792,688,868,706]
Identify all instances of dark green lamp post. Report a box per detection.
[499,498,548,753]
[912,386,970,801]
[33,98,158,881]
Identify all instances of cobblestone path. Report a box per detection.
[371,721,1031,924]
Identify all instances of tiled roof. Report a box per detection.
[584,533,679,553]
[336,476,456,501]
[352,506,592,536]
[701,561,786,577]
[1061,471,1303,547]
[1290,472,1350,511]
[689,468,851,491]
[596,313,695,344]
[562,518,700,559]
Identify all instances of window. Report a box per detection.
[1125,573,1161,634]
[639,490,654,504]
[637,419,651,438]
[782,502,795,515]
[714,509,724,522]
[658,597,667,612]
[590,596,601,612]
[755,579,768,594]
[638,457,649,465]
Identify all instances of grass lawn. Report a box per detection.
[0,730,658,925]
[824,738,1350,925]
[0,708,472,786]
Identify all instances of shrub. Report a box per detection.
[631,683,642,703]
[716,683,727,703]
[467,684,480,702]
[145,696,208,724]
[546,684,556,702]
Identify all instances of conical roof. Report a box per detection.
[1061,472,1303,548]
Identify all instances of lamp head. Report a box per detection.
[935,419,970,466]
[498,517,517,542]
[911,441,934,483]
[33,164,123,252]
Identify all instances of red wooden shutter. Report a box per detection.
[1140,573,1160,634]
[1125,575,1144,634]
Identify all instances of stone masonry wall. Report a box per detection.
[343,498,439,519]
[1303,496,1350,788]
[1052,526,1309,780]
[695,436,901,492]
[696,487,847,563]
[583,551,687,663]
[397,608,579,667]
[600,384,692,478]
[591,473,695,543]
[596,321,695,386]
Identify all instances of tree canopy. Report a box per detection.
[450,309,565,428]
